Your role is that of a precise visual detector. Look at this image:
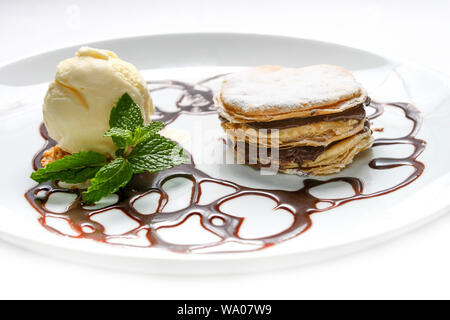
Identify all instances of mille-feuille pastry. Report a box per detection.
[215,65,373,175]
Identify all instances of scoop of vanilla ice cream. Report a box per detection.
[43,47,154,156]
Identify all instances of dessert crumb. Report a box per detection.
[41,145,70,167]
[373,127,385,132]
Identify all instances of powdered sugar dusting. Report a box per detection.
[220,65,365,111]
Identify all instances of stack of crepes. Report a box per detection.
[215,65,373,175]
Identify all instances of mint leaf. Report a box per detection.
[128,134,189,174]
[82,157,133,204]
[31,151,107,184]
[109,93,144,132]
[143,121,164,134]
[133,121,164,145]
[104,127,133,149]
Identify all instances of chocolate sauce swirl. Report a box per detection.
[25,75,426,254]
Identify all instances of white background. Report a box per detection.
[1,0,450,300]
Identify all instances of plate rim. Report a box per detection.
[2,31,450,84]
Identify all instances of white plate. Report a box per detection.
[0,33,449,274]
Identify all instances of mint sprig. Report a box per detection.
[31,93,188,204]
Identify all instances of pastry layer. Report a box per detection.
[222,118,366,148]
[216,65,367,123]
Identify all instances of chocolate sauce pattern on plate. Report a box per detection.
[25,75,426,253]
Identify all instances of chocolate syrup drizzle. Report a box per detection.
[25,76,426,254]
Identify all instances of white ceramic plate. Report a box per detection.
[0,33,449,274]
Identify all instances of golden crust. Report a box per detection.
[41,145,71,167]
[215,65,367,123]
[222,119,365,148]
